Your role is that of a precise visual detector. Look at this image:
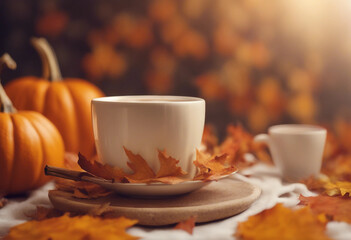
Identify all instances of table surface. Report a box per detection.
[1,163,351,240]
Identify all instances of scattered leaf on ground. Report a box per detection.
[4,214,139,240]
[299,195,351,223]
[235,203,331,240]
[174,216,196,234]
[302,175,351,197]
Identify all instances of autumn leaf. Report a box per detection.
[29,206,63,221]
[123,147,156,182]
[77,153,125,182]
[55,179,112,199]
[4,214,139,240]
[302,175,351,197]
[156,150,187,178]
[235,203,331,240]
[64,152,81,171]
[174,216,196,234]
[299,195,351,223]
[193,150,237,181]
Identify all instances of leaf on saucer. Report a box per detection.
[4,214,139,240]
[299,195,351,223]
[55,179,112,199]
[64,152,81,171]
[78,153,125,181]
[123,147,156,182]
[174,216,196,234]
[124,148,188,184]
[156,149,187,178]
[235,203,331,240]
[193,150,237,181]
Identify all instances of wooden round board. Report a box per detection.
[49,178,261,226]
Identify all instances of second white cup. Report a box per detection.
[254,124,326,182]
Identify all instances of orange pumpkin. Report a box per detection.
[0,54,64,195]
[5,38,104,158]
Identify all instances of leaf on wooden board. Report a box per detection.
[4,214,139,240]
[28,206,64,221]
[235,203,331,240]
[174,216,196,235]
[55,179,112,199]
[299,195,351,223]
[78,153,125,181]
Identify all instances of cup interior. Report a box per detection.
[92,95,204,104]
[269,124,326,135]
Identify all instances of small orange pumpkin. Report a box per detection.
[0,54,64,195]
[5,38,104,158]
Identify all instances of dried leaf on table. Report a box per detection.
[78,153,125,181]
[235,203,331,240]
[0,196,8,209]
[217,125,272,170]
[322,154,351,181]
[299,195,351,223]
[193,150,237,181]
[174,216,196,234]
[55,179,112,199]
[4,214,139,240]
[302,175,351,197]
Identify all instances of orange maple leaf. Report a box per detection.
[4,214,139,240]
[77,153,125,182]
[299,195,351,223]
[193,150,237,181]
[235,203,331,240]
[174,216,196,234]
[123,147,156,182]
[156,149,187,178]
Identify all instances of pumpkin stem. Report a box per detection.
[0,53,17,113]
[31,37,62,81]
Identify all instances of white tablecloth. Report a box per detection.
[1,163,351,239]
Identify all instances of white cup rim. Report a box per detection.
[92,95,205,104]
[268,124,326,135]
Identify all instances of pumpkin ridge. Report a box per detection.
[43,82,79,152]
[9,114,43,193]
[20,112,45,188]
[0,113,14,194]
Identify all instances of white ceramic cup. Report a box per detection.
[254,124,327,182]
[91,95,205,178]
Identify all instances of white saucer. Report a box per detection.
[45,165,237,198]
[94,172,237,197]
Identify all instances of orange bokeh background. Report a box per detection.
[2,0,351,139]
